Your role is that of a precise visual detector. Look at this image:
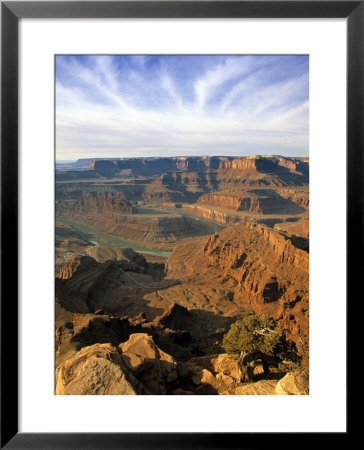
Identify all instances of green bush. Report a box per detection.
[222,314,285,357]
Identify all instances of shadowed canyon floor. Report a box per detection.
[55,155,309,395]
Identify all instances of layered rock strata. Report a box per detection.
[150,220,309,344]
[196,189,305,214]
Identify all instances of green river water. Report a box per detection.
[58,218,171,258]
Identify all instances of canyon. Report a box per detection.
[55,155,309,395]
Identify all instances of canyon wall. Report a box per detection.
[57,193,134,216]
[155,220,309,343]
[182,204,242,225]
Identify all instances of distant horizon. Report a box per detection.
[56,153,309,163]
[56,55,309,161]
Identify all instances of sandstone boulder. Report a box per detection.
[275,371,309,395]
[189,353,240,381]
[225,380,277,395]
[119,333,177,394]
[192,368,216,386]
[211,353,240,380]
[216,372,235,386]
[55,343,138,395]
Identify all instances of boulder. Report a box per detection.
[227,380,278,395]
[275,371,309,395]
[216,372,235,386]
[192,368,216,386]
[211,353,240,380]
[55,343,138,395]
[189,353,240,381]
[119,333,177,394]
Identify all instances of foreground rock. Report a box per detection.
[222,380,278,395]
[56,334,180,395]
[55,343,138,395]
[119,333,177,394]
[275,371,309,395]
[176,353,242,394]
[190,353,241,381]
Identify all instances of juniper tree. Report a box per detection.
[223,314,284,356]
[223,314,289,382]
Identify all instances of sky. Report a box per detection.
[55,55,309,161]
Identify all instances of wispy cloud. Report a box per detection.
[56,55,309,160]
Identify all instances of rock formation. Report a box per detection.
[182,204,242,225]
[56,156,233,181]
[71,313,132,347]
[56,192,134,217]
[56,256,125,313]
[196,189,305,214]
[275,371,309,395]
[55,343,138,395]
[119,333,177,395]
[218,155,308,177]
[155,220,309,344]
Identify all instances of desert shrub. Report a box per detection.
[222,314,285,357]
[277,359,304,373]
[296,336,309,358]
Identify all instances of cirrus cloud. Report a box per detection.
[56,55,309,160]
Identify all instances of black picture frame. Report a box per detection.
[1,1,357,448]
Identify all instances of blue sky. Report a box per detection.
[56,55,308,160]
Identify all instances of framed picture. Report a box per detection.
[1,1,356,447]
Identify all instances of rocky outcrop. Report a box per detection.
[74,194,133,215]
[174,156,230,172]
[225,380,278,395]
[217,156,309,188]
[275,371,309,395]
[55,338,307,395]
[176,352,282,395]
[58,156,233,180]
[56,256,124,313]
[277,188,309,209]
[56,193,134,217]
[143,171,219,205]
[274,216,309,238]
[196,189,305,214]
[158,220,308,344]
[119,333,177,394]
[219,155,308,177]
[157,303,192,330]
[197,191,255,212]
[55,343,138,395]
[182,204,242,225]
[189,353,240,381]
[56,334,184,395]
[56,182,146,203]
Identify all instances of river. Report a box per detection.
[58,218,171,258]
